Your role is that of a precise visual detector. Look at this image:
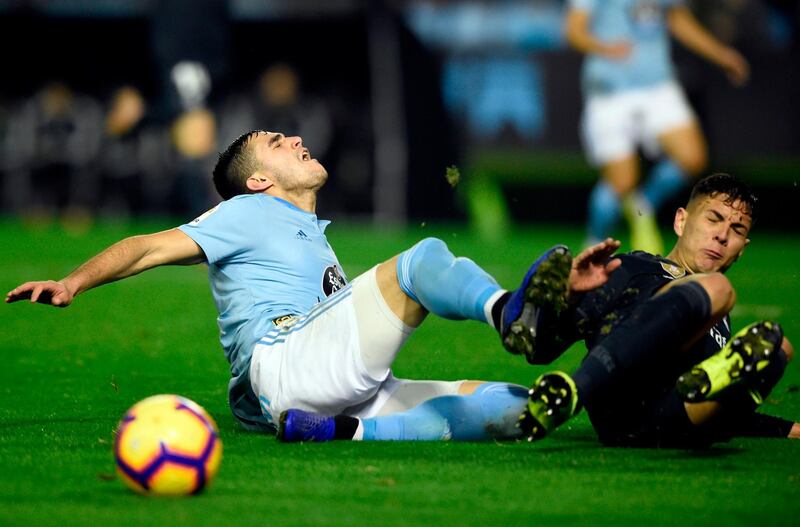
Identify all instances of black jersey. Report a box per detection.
[572,251,729,369]
[566,252,791,444]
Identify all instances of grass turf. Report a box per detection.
[1,218,799,526]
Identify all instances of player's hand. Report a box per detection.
[719,47,749,86]
[6,280,75,307]
[567,238,622,295]
[600,41,632,61]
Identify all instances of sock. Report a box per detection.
[396,237,501,323]
[360,383,528,441]
[572,281,711,404]
[587,181,621,241]
[642,159,688,211]
[333,415,359,439]
[488,291,511,331]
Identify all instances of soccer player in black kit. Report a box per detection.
[518,173,798,447]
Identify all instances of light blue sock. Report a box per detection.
[587,181,621,241]
[642,159,688,210]
[361,382,528,441]
[396,238,501,323]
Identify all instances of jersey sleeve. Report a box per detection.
[178,196,260,265]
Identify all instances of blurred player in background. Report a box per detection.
[565,0,749,254]
[7,129,620,442]
[517,173,798,447]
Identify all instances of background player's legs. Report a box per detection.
[642,123,707,211]
[586,156,637,245]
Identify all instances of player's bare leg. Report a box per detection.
[601,155,663,255]
[602,155,640,196]
[657,123,707,178]
[375,256,427,327]
[586,155,638,248]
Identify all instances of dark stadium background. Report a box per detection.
[0,0,797,230]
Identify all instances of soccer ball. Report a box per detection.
[114,394,222,496]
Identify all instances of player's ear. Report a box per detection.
[246,171,274,192]
[673,208,687,236]
[732,238,750,264]
[738,237,751,257]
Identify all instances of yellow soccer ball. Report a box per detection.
[114,394,222,496]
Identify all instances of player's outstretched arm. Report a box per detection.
[6,228,204,307]
[667,6,749,85]
[564,9,631,60]
[568,238,622,296]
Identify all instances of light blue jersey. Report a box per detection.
[178,194,347,431]
[569,0,683,95]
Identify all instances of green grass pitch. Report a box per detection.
[1,219,799,526]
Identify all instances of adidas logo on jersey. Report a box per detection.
[296,230,311,242]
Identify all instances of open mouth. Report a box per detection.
[300,149,311,161]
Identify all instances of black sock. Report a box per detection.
[491,291,512,330]
[333,415,359,440]
[573,281,712,403]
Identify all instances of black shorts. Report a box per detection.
[586,389,734,449]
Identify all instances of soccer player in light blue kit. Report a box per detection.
[7,130,619,442]
[565,0,749,254]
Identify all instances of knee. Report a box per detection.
[782,336,794,362]
[606,175,637,196]
[696,273,735,315]
[403,237,449,274]
[414,237,448,256]
[675,147,707,176]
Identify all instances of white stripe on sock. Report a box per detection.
[353,419,364,441]
[484,289,508,330]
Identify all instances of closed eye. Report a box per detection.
[268,133,285,148]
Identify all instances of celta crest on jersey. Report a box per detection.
[322,265,347,297]
[660,261,686,279]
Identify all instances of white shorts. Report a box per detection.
[581,81,696,166]
[249,266,421,424]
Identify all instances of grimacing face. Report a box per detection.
[250,131,328,191]
[670,194,752,274]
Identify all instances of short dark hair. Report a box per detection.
[688,173,758,220]
[212,130,263,199]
